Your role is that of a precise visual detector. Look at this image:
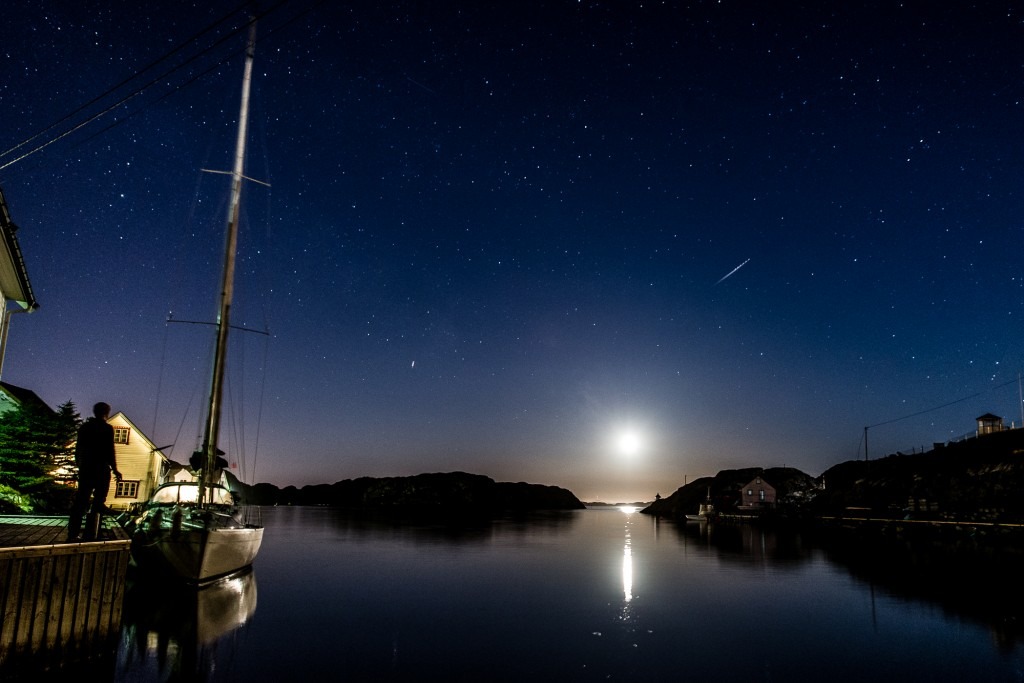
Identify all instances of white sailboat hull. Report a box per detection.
[150,525,264,583]
[127,482,264,583]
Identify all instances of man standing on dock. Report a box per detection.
[67,402,121,541]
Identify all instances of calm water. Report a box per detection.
[103,506,1024,682]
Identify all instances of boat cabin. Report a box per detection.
[148,482,235,506]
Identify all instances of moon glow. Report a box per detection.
[616,430,643,456]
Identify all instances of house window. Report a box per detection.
[759,489,766,501]
[747,489,753,496]
[115,480,139,498]
[113,427,130,445]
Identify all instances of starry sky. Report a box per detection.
[1,1,1022,502]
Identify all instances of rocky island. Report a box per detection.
[234,471,586,512]
[642,425,1024,525]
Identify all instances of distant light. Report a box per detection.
[619,505,637,514]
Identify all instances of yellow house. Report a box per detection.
[102,411,168,511]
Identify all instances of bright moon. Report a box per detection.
[616,430,643,456]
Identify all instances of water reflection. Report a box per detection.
[670,517,814,567]
[305,508,580,546]
[622,515,633,603]
[814,528,1024,652]
[666,517,1024,654]
[118,569,257,681]
[99,507,1024,681]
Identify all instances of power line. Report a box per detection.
[0,0,318,174]
[0,1,251,166]
[867,377,1018,430]
[863,376,1020,460]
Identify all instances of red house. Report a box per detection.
[739,477,776,509]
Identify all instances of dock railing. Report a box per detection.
[0,515,131,669]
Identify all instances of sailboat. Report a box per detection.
[125,20,264,584]
[685,487,715,521]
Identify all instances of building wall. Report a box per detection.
[102,414,165,511]
[739,478,777,507]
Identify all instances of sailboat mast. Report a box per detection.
[200,19,257,499]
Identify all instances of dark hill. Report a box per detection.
[234,471,585,511]
[641,466,818,518]
[816,429,1024,521]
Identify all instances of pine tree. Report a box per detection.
[48,400,81,485]
[0,400,80,512]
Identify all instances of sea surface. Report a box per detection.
[96,507,1024,680]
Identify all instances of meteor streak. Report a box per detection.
[715,258,751,285]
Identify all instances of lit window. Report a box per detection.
[115,480,139,498]
[113,427,130,445]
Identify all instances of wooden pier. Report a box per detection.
[0,515,131,669]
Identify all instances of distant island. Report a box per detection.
[583,501,653,508]
[224,416,1024,524]
[643,425,1024,524]
[232,471,585,512]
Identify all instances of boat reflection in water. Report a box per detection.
[117,568,257,679]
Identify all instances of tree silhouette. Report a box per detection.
[0,399,80,512]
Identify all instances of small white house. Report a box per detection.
[102,411,168,511]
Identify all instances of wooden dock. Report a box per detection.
[0,515,131,669]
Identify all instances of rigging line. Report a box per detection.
[223,351,243,471]
[168,318,270,335]
[867,377,1019,429]
[151,315,174,439]
[192,324,221,453]
[853,430,865,461]
[169,361,207,463]
[0,0,251,163]
[250,329,271,483]
[154,161,211,451]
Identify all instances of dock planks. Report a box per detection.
[0,515,131,668]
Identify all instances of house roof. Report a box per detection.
[0,187,37,311]
[740,476,775,490]
[0,381,53,414]
[976,413,1002,421]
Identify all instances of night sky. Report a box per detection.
[2,1,1022,502]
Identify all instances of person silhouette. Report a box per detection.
[68,402,121,541]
